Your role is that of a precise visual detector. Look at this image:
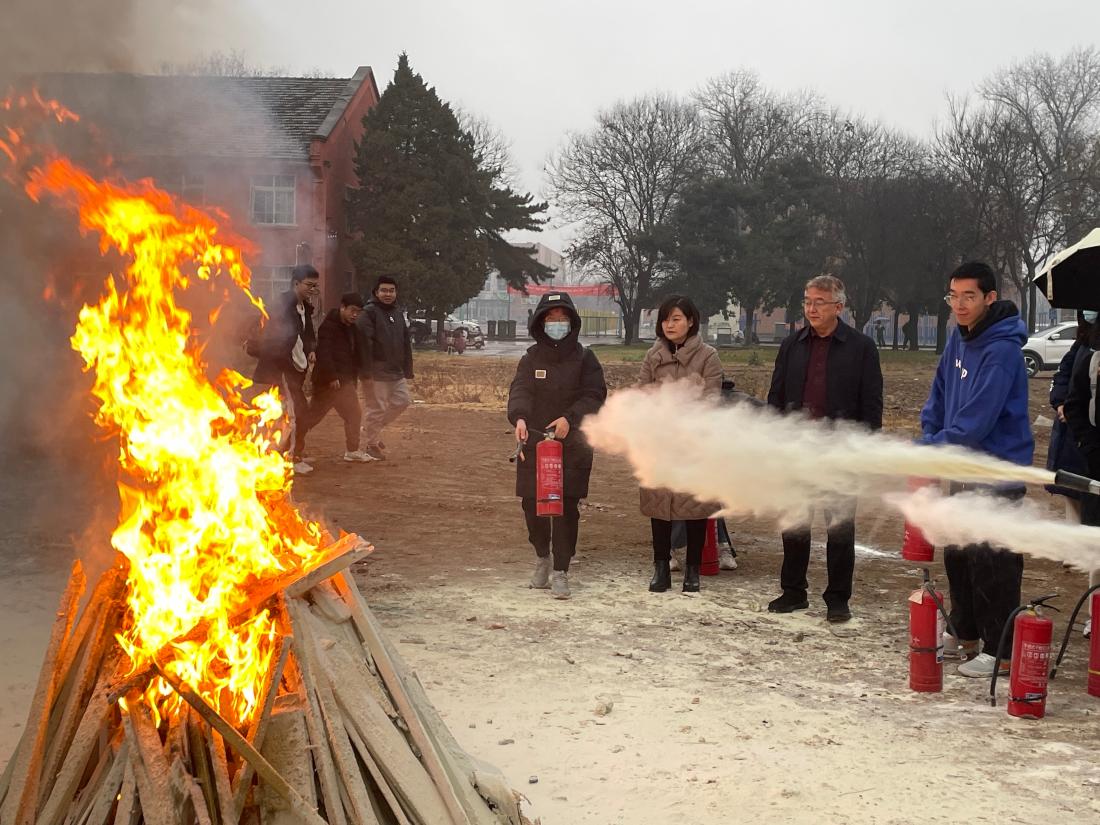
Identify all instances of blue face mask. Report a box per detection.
[1084,311,1098,323]
[544,320,571,341]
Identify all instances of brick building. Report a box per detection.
[40,68,380,312]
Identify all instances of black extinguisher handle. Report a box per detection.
[990,605,1028,707]
[920,568,961,643]
[1051,583,1100,680]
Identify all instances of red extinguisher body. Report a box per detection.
[908,586,944,692]
[1008,609,1054,719]
[901,478,936,562]
[1089,593,1100,698]
[535,435,564,517]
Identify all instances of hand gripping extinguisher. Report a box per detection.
[535,430,564,517]
[908,569,952,692]
[901,478,936,562]
[990,594,1059,719]
[1049,583,1100,698]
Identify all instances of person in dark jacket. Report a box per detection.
[920,261,1033,678]
[252,264,318,475]
[1046,311,1096,514]
[294,293,374,465]
[357,276,414,460]
[507,292,607,600]
[766,275,883,622]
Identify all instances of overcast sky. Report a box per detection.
[228,0,1098,250]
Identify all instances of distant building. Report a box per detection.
[39,68,381,312]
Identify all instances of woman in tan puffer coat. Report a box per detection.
[638,295,723,593]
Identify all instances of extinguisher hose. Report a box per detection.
[925,583,961,643]
[1050,583,1100,680]
[990,606,1028,707]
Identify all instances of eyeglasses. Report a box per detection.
[802,299,839,310]
[944,293,981,306]
[301,281,320,292]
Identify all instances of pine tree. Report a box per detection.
[349,54,549,321]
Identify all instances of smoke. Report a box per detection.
[581,382,1100,569]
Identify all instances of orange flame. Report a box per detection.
[22,155,325,726]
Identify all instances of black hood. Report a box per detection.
[528,291,582,347]
[959,299,1019,342]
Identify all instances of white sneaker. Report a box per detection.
[942,632,979,661]
[343,450,376,463]
[958,652,1009,678]
[669,549,683,572]
[551,571,570,600]
[292,461,314,475]
[718,547,737,570]
[530,557,551,589]
[1084,622,1092,640]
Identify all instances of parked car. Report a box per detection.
[408,313,485,348]
[1021,321,1077,378]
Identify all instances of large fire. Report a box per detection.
[6,94,327,726]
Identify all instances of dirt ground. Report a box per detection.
[2,351,1099,824]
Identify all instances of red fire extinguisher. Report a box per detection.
[908,569,948,692]
[991,595,1058,719]
[1049,584,1100,699]
[535,430,564,517]
[901,477,936,562]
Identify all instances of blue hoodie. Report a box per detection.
[920,301,1034,465]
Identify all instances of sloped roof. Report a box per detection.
[36,71,371,161]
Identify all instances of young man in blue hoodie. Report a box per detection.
[920,261,1033,678]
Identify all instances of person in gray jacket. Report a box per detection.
[357,275,414,460]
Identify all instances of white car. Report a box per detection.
[1021,321,1077,378]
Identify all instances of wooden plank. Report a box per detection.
[186,711,220,825]
[294,607,381,825]
[35,673,117,825]
[333,572,471,825]
[257,706,315,825]
[152,664,329,825]
[107,535,370,704]
[308,583,352,624]
[82,739,129,825]
[209,731,236,825]
[283,602,348,825]
[112,759,138,825]
[0,560,85,825]
[231,635,291,819]
[122,700,174,825]
[341,716,412,825]
[286,539,373,599]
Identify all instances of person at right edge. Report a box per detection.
[920,261,1033,678]
[507,292,607,600]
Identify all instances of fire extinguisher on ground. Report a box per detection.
[990,595,1059,719]
[535,430,564,517]
[909,569,953,693]
[901,478,936,562]
[1049,583,1100,699]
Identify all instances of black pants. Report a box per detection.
[295,379,361,455]
[652,518,706,565]
[943,544,1023,656]
[521,497,580,572]
[779,503,856,607]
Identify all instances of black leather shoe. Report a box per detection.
[767,593,809,613]
[826,603,852,623]
[649,560,671,592]
[682,564,701,593]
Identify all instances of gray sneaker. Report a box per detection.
[551,570,571,600]
[530,557,551,589]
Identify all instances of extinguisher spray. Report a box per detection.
[990,595,1059,719]
[1049,583,1100,699]
[908,568,952,693]
[901,478,936,562]
[535,430,564,517]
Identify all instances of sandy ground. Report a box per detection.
[2,357,1099,824]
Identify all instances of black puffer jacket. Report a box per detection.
[507,292,607,499]
[252,290,315,384]
[312,309,360,387]
[357,300,414,381]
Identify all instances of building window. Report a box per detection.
[251,265,295,306]
[250,175,296,225]
[163,173,205,204]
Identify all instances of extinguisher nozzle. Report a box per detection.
[1054,470,1100,496]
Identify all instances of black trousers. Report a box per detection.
[943,544,1023,656]
[295,379,361,455]
[652,518,706,564]
[779,502,856,607]
[521,497,580,572]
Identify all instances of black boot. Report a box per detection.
[682,564,701,593]
[649,560,671,592]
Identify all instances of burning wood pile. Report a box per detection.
[0,541,524,825]
[0,94,528,825]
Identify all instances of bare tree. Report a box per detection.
[158,50,334,78]
[546,94,708,342]
[456,108,521,188]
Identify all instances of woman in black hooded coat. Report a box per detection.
[507,292,607,599]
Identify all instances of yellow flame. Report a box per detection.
[25,158,324,726]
